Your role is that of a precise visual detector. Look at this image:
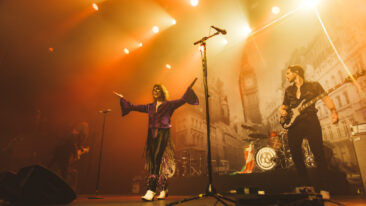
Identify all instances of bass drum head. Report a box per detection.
[255,146,277,171]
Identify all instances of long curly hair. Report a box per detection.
[152,83,169,101]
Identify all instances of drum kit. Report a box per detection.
[175,150,206,177]
[248,130,316,172]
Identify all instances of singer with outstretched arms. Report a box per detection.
[114,78,199,201]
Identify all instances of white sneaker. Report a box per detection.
[141,190,156,201]
[157,190,168,200]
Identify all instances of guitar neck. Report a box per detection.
[282,70,364,129]
[299,81,345,112]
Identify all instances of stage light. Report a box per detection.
[190,0,199,7]
[124,48,129,54]
[152,26,159,33]
[272,6,280,15]
[301,0,320,8]
[171,19,176,25]
[92,3,99,11]
[242,25,252,36]
[166,64,172,69]
[49,47,54,52]
[139,42,143,47]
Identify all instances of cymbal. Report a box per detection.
[241,124,257,131]
[248,133,268,139]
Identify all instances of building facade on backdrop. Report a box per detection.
[264,10,366,177]
[172,78,247,176]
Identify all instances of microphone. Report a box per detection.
[211,25,227,35]
[99,109,112,114]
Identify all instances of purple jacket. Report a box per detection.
[120,87,199,129]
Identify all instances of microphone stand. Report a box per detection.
[167,32,235,206]
[88,110,110,199]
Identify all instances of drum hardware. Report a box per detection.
[277,131,293,169]
[302,139,316,168]
[175,151,206,177]
[253,131,317,171]
[176,153,189,177]
[254,131,294,171]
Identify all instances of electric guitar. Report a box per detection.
[280,70,365,129]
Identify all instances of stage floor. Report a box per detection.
[62,195,366,206]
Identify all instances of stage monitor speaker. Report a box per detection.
[351,123,366,193]
[0,165,76,205]
[235,193,324,206]
[0,171,20,202]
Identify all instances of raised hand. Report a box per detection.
[113,91,123,98]
[189,77,198,88]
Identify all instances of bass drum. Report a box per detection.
[255,146,277,171]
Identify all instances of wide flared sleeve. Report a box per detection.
[120,98,148,116]
[169,87,199,110]
[182,87,199,105]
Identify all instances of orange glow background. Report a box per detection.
[0,0,365,194]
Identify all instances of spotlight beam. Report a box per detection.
[314,8,364,96]
[250,6,301,36]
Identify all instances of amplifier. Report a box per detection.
[352,124,366,193]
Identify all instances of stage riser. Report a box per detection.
[168,168,349,195]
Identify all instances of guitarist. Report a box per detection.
[279,65,338,189]
[48,122,90,181]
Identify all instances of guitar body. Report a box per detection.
[280,100,305,129]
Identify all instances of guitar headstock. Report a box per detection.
[344,70,366,83]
